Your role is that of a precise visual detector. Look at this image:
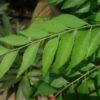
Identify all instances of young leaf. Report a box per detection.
[0,50,18,78]
[51,77,68,88]
[42,37,59,76]
[87,28,100,57]
[69,30,91,69]
[0,35,28,46]
[54,14,88,28]
[17,43,40,77]
[53,32,75,72]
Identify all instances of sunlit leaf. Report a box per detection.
[69,30,91,69]
[0,50,18,78]
[54,14,88,28]
[0,46,9,56]
[42,37,59,76]
[17,43,40,77]
[53,32,75,72]
[0,35,28,46]
[87,28,100,57]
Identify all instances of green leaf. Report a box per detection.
[66,84,77,100]
[90,71,97,78]
[29,77,40,85]
[48,0,58,4]
[21,29,49,39]
[53,32,75,72]
[17,43,40,77]
[86,28,100,57]
[69,30,91,69]
[57,94,63,100]
[35,83,57,96]
[62,0,86,9]
[48,0,64,5]
[28,69,42,77]
[80,63,95,72]
[97,66,100,95]
[0,50,18,78]
[21,21,49,39]
[77,79,89,100]
[0,35,28,46]
[55,0,64,5]
[98,0,100,4]
[0,46,9,56]
[97,0,100,5]
[95,12,100,21]
[51,77,68,88]
[2,13,13,35]
[16,84,23,100]
[76,2,90,13]
[68,71,81,78]
[42,18,67,33]
[97,47,100,58]
[88,79,95,92]
[77,79,89,94]
[54,14,87,28]
[42,37,59,76]
[2,88,8,100]
[21,76,32,99]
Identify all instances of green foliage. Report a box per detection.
[42,37,59,76]
[53,32,75,72]
[0,50,18,78]
[0,2,100,100]
[69,29,91,69]
[51,77,68,88]
[17,43,40,77]
[0,34,28,46]
[48,0,100,15]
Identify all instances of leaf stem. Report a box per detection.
[1,23,100,56]
[55,65,100,97]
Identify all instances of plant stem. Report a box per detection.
[1,23,100,56]
[55,65,100,97]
